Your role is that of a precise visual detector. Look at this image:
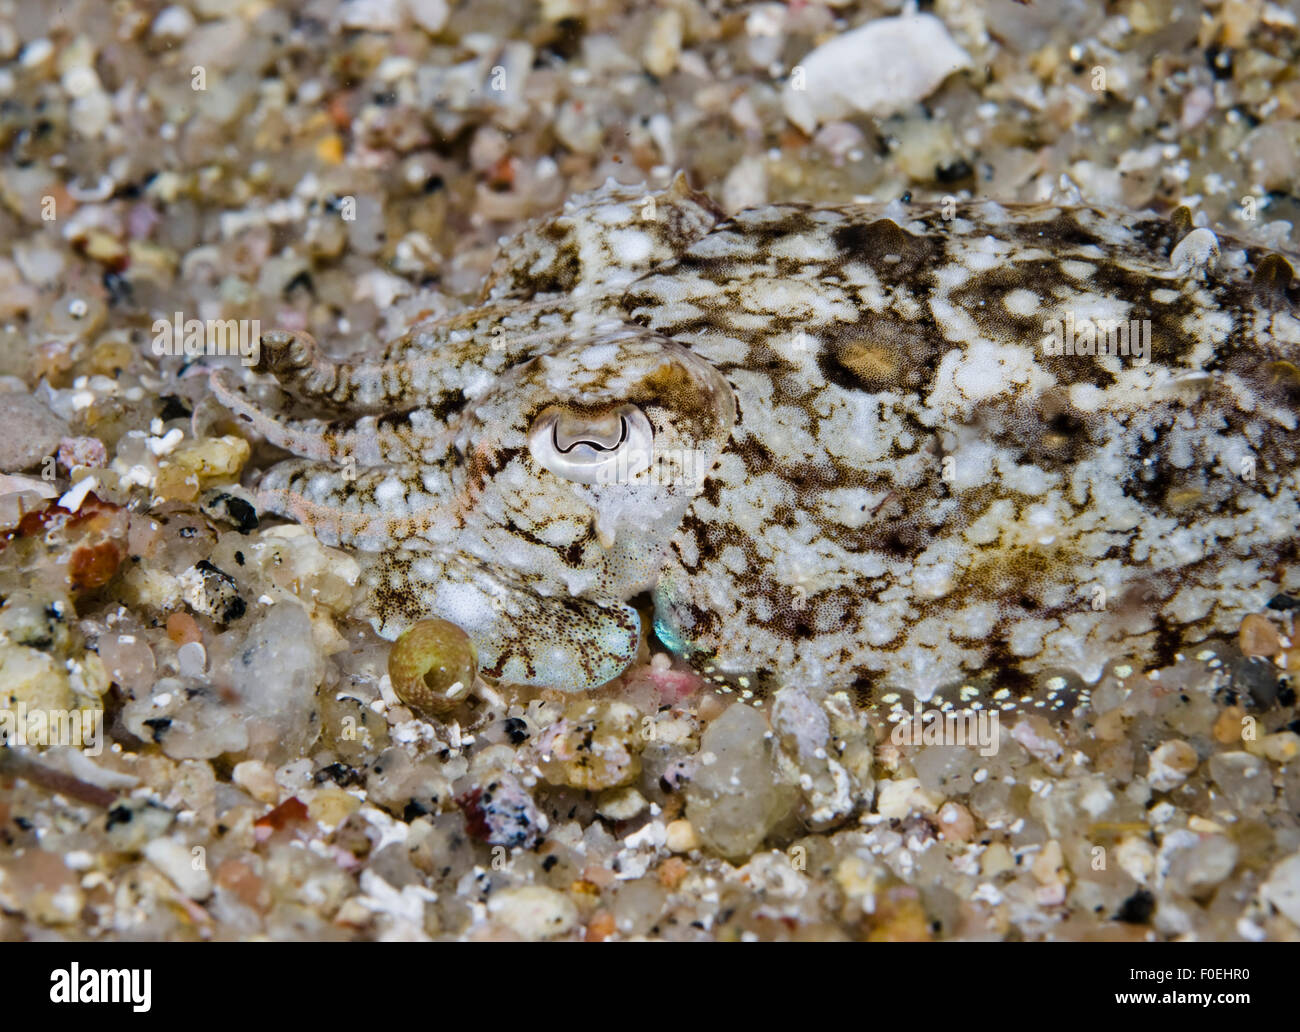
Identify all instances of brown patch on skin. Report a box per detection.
[755,582,890,641]
[819,311,944,394]
[831,217,940,281]
[676,249,815,286]
[1167,205,1196,248]
[1117,424,1181,509]
[1254,252,1296,305]
[494,229,582,298]
[1248,360,1300,415]
[637,359,730,439]
[1013,389,1096,472]
[675,513,746,572]
[669,208,822,283]
[951,242,1217,376]
[957,527,1064,604]
[424,389,468,425]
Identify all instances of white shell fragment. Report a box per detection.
[1170,227,1221,276]
[782,14,972,134]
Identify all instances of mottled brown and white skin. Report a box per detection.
[212,175,1300,709]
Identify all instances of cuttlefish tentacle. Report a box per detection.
[250,301,585,412]
[248,327,464,412]
[209,368,458,466]
[257,458,462,551]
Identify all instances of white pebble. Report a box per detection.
[57,476,98,513]
[147,427,185,456]
[177,641,207,678]
[152,6,197,39]
[1170,227,1220,275]
[1261,853,1300,927]
[20,38,54,68]
[486,886,578,940]
[406,0,449,33]
[144,837,212,899]
[783,14,971,133]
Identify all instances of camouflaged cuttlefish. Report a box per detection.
[211,175,1300,708]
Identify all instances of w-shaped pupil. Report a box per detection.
[553,413,629,454]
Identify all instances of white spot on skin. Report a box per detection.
[1059,260,1096,280]
[938,340,1042,406]
[912,562,954,599]
[606,229,653,265]
[1003,288,1042,316]
[959,235,1016,273]
[375,477,406,508]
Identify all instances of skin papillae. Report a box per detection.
[211,175,1300,710]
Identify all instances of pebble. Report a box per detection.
[937,801,976,843]
[1260,852,1300,927]
[461,773,547,849]
[0,393,68,473]
[227,602,326,760]
[309,788,362,828]
[642,8,684,78]
[1158,830,1238,898]
[144,836,213,900]
[981,842,1015,878]
[782,14,971,134]
[0,637,76,712]
[771,685,863,830]
[876,777,940,819]
[407,0,450,34]
[486,886,578,941]
[1011,715,1066,770]
[722,155,769,214]
[103,799,175,852]
[151,6,196,40]
[1147,740,1199,791]
[664,819,701,854]
[1213,705,1248,745]
[177,640,207,678]
[1031,840,1068,891]
[1246,731,1300,764]
[685,704,796,860]
[340,0,405,32]
[166,611,203,645]
[0,850,83,925]
[1208,751,1275,812]
[232,760,281,804]
[57,436,107,472]
[596,785,648,821]
[535,700,643,791]
[1239,613,1283,658]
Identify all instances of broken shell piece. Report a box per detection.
[1170,227,1220,276]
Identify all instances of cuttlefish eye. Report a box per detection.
[527,403,653,485]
